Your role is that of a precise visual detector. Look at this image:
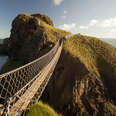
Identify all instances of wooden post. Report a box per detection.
[38,20,40,26]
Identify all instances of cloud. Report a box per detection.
[110,29,116,33]
[79,26,88,29]
[64,10,67,14]
[79,19,98,29]
[99,17,116,28]
[58,17,116,38]
[0,31,10,38]
[89,20,98,26]
[61,10,68,20]
[58,23,76,31]
[52,0,64,5]
[80,17,116,29]
[61,15,66,19]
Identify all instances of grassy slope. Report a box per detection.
[25,101,59,116]
[40,20,70,43]
[0,19,69,74]
[64,34,116,114]
[64,34,116,78]
[1,14,116,115]
[0,18,69,116]
[24,21,69,116]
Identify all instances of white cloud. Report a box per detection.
[58,17,116,38]
[52,0,64,5]
[79,19,98,29]
[89,19,98,26]
[99,17,116,28]
[79,26,88,29]
[61,10,67,20]
[64,10,67,14]
[61,15,66,19]
[58,23,76,31]
[110,29,116,33]
[0,31,10,38]
[79,17,116,30]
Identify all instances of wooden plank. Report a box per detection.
[9,44,62,116]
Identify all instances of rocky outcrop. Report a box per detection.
[41,50,116,116]
[1,13,116,116]
[31,14,54,26]
[8,14,54,62]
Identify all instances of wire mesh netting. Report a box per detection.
[0,40,62,116]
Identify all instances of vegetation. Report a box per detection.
[63,34,116,114]
[0,59,24,74]
[64,34,116,78]
[0,15,69,74]
[1,13,116,115]
[103,102,116,116]
[25,101,59,116]
[40,20,70,43]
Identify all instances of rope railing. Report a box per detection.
[0,39,63,116]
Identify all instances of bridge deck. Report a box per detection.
[9,44,62,116]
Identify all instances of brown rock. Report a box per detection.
[8,14,54,62]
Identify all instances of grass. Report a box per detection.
[0,59,24,74]
[2,14,116,115]
[64,34,116,78]
[25,101,59,116]
[0,15,70,74]
[103,102,116,116]
[40,20,70,43]
[63,34,116,114]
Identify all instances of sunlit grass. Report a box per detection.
[64,34,116,78]
[25,101,59,116]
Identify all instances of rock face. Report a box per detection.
[41,50,116,116]
[31,14,54,26]
[2,13,116,116]
[8,14,54,62]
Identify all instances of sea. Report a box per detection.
[0,39,3,44]
[100,38,116,48]
[0,38,8,71]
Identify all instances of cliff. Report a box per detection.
[41,34,116,116]
[1,13,116,116]
[9,14,58,61]
[0,13,69,74]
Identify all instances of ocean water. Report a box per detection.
[0,39,3,44]
[0,56,8,70]
[100,39,116,48]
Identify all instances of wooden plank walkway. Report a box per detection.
[9,44,62,116]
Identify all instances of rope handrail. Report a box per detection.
[0,39,63,116]
[10,41,63,116]
[0,41,59,78]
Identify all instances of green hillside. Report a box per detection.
[63,34,116,115]
[1,13,116,116]
[64,34,116,78]
[25,101,59,116]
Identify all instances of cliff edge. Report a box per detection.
[0,13,116,116]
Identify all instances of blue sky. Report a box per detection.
[0,0,116,38]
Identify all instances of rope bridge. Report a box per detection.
[0,39,63,116]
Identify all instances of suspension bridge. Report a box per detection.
[0,39,63,116]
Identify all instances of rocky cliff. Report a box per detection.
[1,13,116,116]
[0,13,68,73]
[41,34,116,116]
[9,14,53,62]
